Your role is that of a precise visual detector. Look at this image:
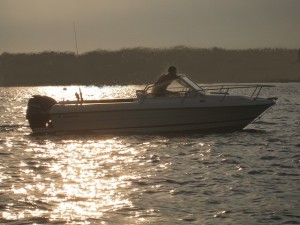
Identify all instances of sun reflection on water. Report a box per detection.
[34,84,140,102]
[40,138,141,222]
[2,135,164,224]
[0,127,217,224]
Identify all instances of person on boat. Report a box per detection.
[152,66,179,96]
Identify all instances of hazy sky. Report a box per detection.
[1,0,300,53]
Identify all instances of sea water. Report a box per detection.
[0,83,299,225]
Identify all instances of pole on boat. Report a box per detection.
[73,21,79,56]
[73,22,83,105]
[79,87,83,104]
[75,88,83,105]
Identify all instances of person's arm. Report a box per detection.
[155,74,166,84]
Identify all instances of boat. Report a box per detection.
[26,75,276,134]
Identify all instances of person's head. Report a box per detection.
[168,66,177,74]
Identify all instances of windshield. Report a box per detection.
[144,75,204,97]
[179,76,203,91]
[165,78,191,92]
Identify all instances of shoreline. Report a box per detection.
[1,47,299,86]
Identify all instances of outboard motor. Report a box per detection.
[26,95,57,130]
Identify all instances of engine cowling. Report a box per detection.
[26,95,57,130]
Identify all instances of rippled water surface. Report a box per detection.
[0,83,299,224]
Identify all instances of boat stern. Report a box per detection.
[26,95,57,132]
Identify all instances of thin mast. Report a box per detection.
[73,22,79,56]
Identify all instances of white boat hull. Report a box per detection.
[34,102,273,134]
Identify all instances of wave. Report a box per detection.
[0,124,24,132]
[251,120,276,125]
[242,128,268,134]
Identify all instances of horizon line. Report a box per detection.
[1,45,298,55]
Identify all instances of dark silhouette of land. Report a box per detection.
[0,47,299,86]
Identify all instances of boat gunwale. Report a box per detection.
[49,102,275,116]
[57,98,136,105]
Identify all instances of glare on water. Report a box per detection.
[35,85,140,102]
[3,136,169,224]
[0,83,300,224]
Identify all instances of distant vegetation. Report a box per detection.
[0,47,299,86]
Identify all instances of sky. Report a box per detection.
[1,0,300,53]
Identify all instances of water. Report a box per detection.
[0,83,299,225]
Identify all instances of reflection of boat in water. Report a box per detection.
[26,75,276,134]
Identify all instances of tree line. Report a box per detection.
[0,46,299,86]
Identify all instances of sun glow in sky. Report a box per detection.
[1,0,300,53]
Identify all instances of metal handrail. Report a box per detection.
[200,84,274,91]
[200,84,275,101]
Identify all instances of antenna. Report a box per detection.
[73,21,79,55]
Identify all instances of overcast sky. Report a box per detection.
[1,0,300,53]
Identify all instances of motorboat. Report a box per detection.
[26,75,276,134]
